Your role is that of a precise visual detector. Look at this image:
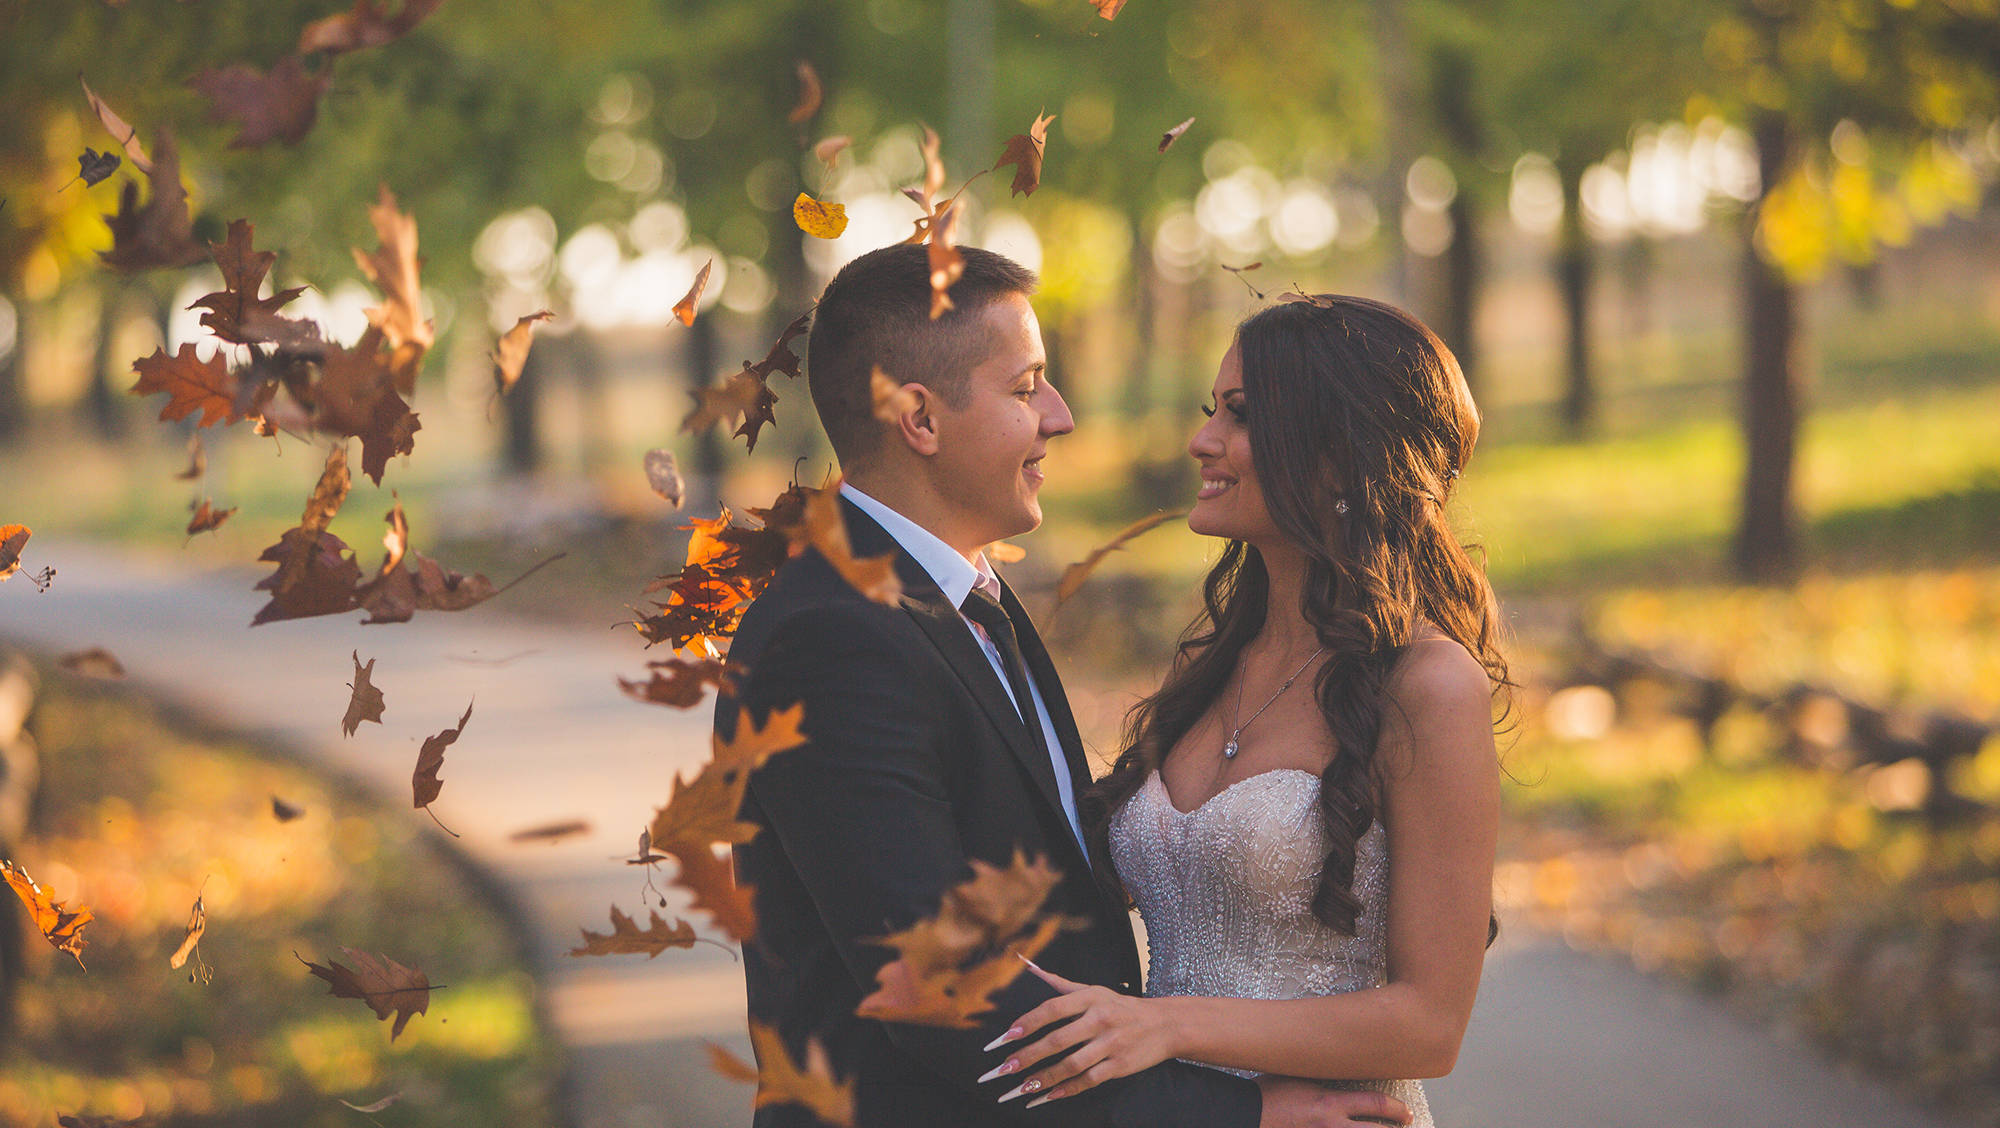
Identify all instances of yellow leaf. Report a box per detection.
[794,194,849,239]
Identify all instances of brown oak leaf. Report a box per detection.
[797,483,901,605]
[644,448,684,509]
[352,185,434,392]
[188,220,312,346]
[301,946,432,1040]
[927,204,963,320]
[412,700,473,810]
[1055,509,1186,606]
[190,55,330,148]
[299,0,446,55]
[619,655,734,708]
[175,435,206,480]
[2,859,93,968]
[673,844,759,942]
[272,795,306,822]
[131,343,239,428]
[993,111,1055,198]
[567,906,703,959]
[508,818,590,843]
[710,1021,856,1127]
[58,647,125,679]
[252,529,362,625]
[343,650,385,736]
[308,331,421,485]
[100,125,204,271]
[492,310,553,394]
[186,498,237,536]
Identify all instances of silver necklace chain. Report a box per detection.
[1223,645,1328,760]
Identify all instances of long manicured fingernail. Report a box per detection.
[983,1027,1023,1052]
[996,1078,1042,1104]
[1025,1093,1057,1109]
[1015,952,1045,972]
[976,1059,1019,1084]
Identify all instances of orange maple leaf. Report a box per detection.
[567,906,711,959]
[710,1021,856,1127]
[131,343,239,428]
[300,947,433,1040]
[1,859,94,968]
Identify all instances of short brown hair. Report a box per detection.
[806,243,1038,464]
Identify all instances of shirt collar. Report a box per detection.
[839,482,998,606]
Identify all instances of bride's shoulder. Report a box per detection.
[1383,631,1491,724]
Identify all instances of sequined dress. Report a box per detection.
[1108,768,1434,1127]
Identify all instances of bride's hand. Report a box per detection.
[977,959,1179,1107]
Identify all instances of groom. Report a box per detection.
[717,244,1409,1127]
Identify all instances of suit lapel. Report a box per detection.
[1000,579,1095,802]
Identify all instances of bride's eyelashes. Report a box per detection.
[1201,396,1247,421]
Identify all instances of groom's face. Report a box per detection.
[925,292,1073,550]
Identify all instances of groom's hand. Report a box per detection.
[1254,1077,1411,1128]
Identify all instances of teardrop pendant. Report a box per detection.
[1222,736,1240,760]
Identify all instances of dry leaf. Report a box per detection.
[306,332,422,484]
[168,892,206,970]
[869,366,919,425]
[58,648,125,679]
[80,76,153,174]
[986,541,1026,564]
[673,260,713,328]
[343,651,385,737]
[787,60,824,126]
[798,483,901,605]
[567,906,702,958]
[1220,261,1265,299]
[793,194,849,239]
[927,204,963,321]
[1055,509,1187,606]
[189,55,330,148]
[299,0,445,55]
[673,844,759,942]
[992,111,1054,198]
[186,498,237,536]
[339,1094,402,1114]
[175,435,206,480]
[1089,0,1128,18]
[710,1021,856,1127]
[491,310,553,394]
[72,148,120,188]
[1,859,94,968]
[301,947,432,1040]
[272,795,306,822]
[813,135,851,171]
[252,444,356,624]
[412,700,473,810]
[351,185,434,389]
[619,655,734,708]
[1159,116,1195,152]
[644,448,684,509]
[508,819,590,844]
[0,525,27,581]
[100,125,204,271]
[131,343,239,428]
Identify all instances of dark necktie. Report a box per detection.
[959,587,1049,750]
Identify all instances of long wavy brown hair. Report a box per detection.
[1083,295,1513,935]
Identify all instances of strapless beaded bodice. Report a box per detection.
[1109,768,1432,1126]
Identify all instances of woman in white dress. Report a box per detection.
[977,295,1511,1126]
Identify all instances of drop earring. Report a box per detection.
[1334,498,1349,515]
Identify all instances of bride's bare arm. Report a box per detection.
[979,638,1499,1106]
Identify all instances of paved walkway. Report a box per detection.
[3,543,1962,1128]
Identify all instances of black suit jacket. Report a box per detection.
[719,498,1261,1127]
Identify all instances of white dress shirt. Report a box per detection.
[840,483,1088,859]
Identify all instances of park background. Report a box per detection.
[1,0,1998,1125]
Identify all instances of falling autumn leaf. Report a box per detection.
[190,220,313,346]
[619,655,735,708]
[299,0,446,55]
[186,498,237,536]
[567,906,709,959]
[343,650,386,736]
[58,647,125,679]
[1159,116,1195,152]
[352,185,434,392]
[794,194,849,239]
[131,343,240,428]
[0,525,27,580]
[100,125,204,271]
[680,310,811,453]
[70,149,120,189]
[253,444,357,625]
[190,55,331,148]
[710,1021,856,1127]
[869,366,919,425]
[175,435,206,480]
[992,111,1055,198]
[927,204,963,321]
[1089,0,1129,18]
[305,331,422,484]
[813,135,852,171]
[168,891,206,971]
[339,1094,402,1114]
[508,819,591,844]
[856,852,1077,1028]
[2,859,94,968]
[411,699,473,812]
[986,541,1026,564]
[1220,261,1265,299]
[797,484,901,605]
[644,448,684,509]
[674,260,713,328]
[491,310,554,394]
[80,76,153,174]
[300,947,433,1040]
[788,60,824,126]
[1056,509,1187,606]
[272,795,306,822]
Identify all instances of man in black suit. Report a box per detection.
[719,243,1409,1127]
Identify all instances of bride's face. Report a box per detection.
[1187,344,1281,547]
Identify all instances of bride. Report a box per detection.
[978,295,1510,1125]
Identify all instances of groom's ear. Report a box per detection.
[893,383,942,457]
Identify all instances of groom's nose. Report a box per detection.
[1036,381,1074,437]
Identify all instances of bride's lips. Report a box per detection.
[1196,471,1234,500]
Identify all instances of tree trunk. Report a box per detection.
[1558,159,1594,439]
[502,334,546,475]
[1371,0,1415,303]
[1735,112,1802,583]
[1444,192,1480,396]
[686,312,725,513]
[85,286,128,440]
[0,302,24,444]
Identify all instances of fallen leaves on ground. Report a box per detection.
[300,946,432,1040]
[1055,509,1187,606]
[343,651,385,736]
[793,193,849,239]
[491,310,553,394]
[567,906,708,959]
[2,859,94,968]
[710,1021,856,1127]
[674,260,713,327]
[58,648,125,680]
[619,655,735,708]
[857,852,1076,1028]
[992,111,1054,198]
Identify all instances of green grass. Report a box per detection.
[0,668,561,1128]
